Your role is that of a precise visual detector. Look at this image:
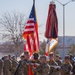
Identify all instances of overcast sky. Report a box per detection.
[0,0,75,41]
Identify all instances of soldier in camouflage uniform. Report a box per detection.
[0,59,3,75]
[14,55,25,75]
[31,53,40,75]
[55,54,62,75]
[11,56,18,75]
[61,55,73,75]
[36,55,50,75]
[3,55,12,75]
[31,53,40,64]
[55,54,62,66]
[48,52,58,75]
[14,51,30,75]
[19,55,25,64]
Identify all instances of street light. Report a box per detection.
[53,0,75,57]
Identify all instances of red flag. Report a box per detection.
[45,2,58,38]
[23,2,39,55]
[45,2,58,55]
[28,65,33,75]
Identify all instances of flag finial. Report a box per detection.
[33,0,35,4]
[50,0,55,4]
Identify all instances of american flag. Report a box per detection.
[23,2,39,55]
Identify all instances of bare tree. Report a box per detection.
[69,44,75,55]
[0,12,26,56]
[39,40,46,55]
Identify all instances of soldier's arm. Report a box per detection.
[9,60,12,71]
[35,65,43,73]
[44,64,50,74]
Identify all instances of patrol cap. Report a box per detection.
[49,52,54,56]
[56,54,60,57]
[40,55,47,60]
[33,53,39,57]
[65,55,70,60]
[20,55,24,58]
[20,55,25,58]
[24,51,29,55]
[12,55,16,58]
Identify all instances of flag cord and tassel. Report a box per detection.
[23,0,39,56]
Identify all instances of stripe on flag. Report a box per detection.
[23,2,39,55]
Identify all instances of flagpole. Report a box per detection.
[54,0,75,58]
[49,1,55,54]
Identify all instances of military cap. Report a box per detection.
[49,52,54,56]
[20,55,25,58]
[40,55,47,60]
[12,56,16,59]
[65,55,70,59]
[33,53,39,57]
[24,51,29,55]
[56,54,60,57]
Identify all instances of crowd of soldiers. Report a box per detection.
[0,51,75,75]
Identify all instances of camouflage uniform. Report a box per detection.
[31,53,41,75]
[3,59,12,75]
[14,51,30,75]
[48,60,58,75]
[35,55,50,75]
[61,62,73,75]
[48,52,58,75]
[21,59,30,75]
[56,60,62,66]
[11,59,18,75]
[31,53,40,64]
[36,63,50,75]
[31,59,40,74]
[55,55,62,75]
[14,59,30,75]
[61,55,73,75]
[0,59,3,75]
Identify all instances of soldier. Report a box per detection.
[55,54,62,75]
[19,55,25,64]
[61,55,73,75]
[48,52,58,75]
[69,54,75,75]
[55,54,62,66]
[31,53,40,64]
[11,56,18,75]
[36,55,50,75]
[14,55,25,75]
[3,55,12,75]
[0,58,3,75]
[31,53,40,75]
[14,51,30,75]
